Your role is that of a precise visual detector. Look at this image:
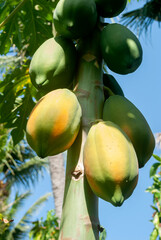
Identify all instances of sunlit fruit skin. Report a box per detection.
[103,73,124,100]
[84,121,138,207]
[29,37,77,94]
[53,0,97,40]
[26,89,82,158]
[103,95,155,168]
[94,0,127,17]
[100,23,143,74]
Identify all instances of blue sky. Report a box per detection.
[13,1,161,239]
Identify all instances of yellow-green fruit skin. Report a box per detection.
[84,121,138,207]
[100,23,143,74]
[29,37,77,94]
[26,89,82,158]
[53,0,97,39]
[103,95,155,168]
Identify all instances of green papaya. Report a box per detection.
[103,73,124,100]
[103,95,155,168]
[26,89,82,158]
[53,0,97,39]
[100,23,143,75]
[29,36,77,94]
[94,0,127,17]
[84,121,138,207]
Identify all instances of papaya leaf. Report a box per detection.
[11,128,25,146]
[150,163,161,178]
[10,88,35,145]
[0,60,36,144]
[0,82,16,124]
[0,0,56,56]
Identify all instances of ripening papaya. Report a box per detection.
[103,95,155,168]
[84,121,138,207]
[26,89,82,158]
[100,23,143,75]
[53,0,97,40]
[103,73,124,100]
[29,36,77,94]
[94,0,127,17]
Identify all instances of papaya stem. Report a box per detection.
[103,86,115,96]
[59,28,104,240]
[0,0,29,29]
[59,129,100,240]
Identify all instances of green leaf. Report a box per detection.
[150,163,161,177]
[153,154,161,162]
[99,227,107,240]
[150,228,158,240]
[0,61,36,144]
[6,156,48,188]
[29,209,59,240]
[150,205,158,212]
[5,191,31,218]
[10,88,35,145]
[0,0,56,56]
[121,0,161,36]
[10,192,52,240]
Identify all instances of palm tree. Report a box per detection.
[122,0,161,35]
[0,125,52,239]
[0,192,52,240]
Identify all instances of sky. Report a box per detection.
[13,1,161,239]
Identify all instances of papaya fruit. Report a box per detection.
[94,0,127,17]
[26,89,82,158]
[103,95,155,168]
[84,121,138,207]
[53,0,97,40]
[100,23,143,75]
[29,36,77,94]
[103,73,124,100]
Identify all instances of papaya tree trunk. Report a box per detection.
[48,154,65,223]
[58,28,104,240]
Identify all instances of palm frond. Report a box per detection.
[0,129,48,189]
[5,156,48,188]
[8,192,52,240]
[3,191,31,218]
[121,0,161,35]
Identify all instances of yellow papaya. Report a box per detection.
[26,89,82,158]
[84,121,138,207]
[53,0,97,39]
[103,95,155,168]
[100,23,143,74]
[29,36,77,94]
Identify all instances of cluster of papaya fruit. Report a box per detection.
[26,0,155,207]
[84,93,155,206]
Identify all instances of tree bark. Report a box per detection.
[48,153,65,223]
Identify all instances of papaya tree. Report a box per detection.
[0,1,156,240]
[25,0,156,239]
